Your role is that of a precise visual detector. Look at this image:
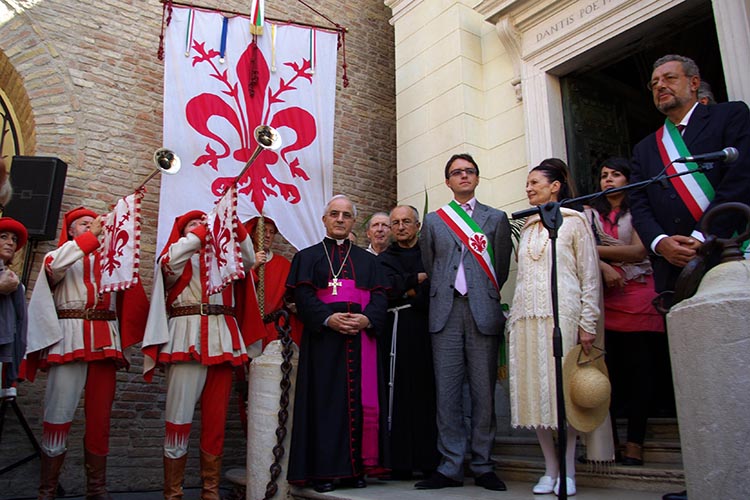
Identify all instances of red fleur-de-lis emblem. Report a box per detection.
[469,233,487,254]
[186,40,317,213]
[101,212,131,275]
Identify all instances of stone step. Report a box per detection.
[494,456,685,493]
[493,435,683,466]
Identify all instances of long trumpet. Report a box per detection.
[216,125,282,196]
[240,125,281,175]
[137,148,182,189]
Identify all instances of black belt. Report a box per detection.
[169,304,236,318]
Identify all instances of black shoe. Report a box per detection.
[340,476,367,488]
[414,472,463,489]
[474,471,507,491]
[313,481,335,493]
[662,491,687,500]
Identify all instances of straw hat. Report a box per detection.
[562,344,611,433]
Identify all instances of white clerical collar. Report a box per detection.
[325,236,348,246]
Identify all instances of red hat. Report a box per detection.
[58,207,98,247]
[243,216,278,235]
[159,210,206,259]
[0,217,28,253]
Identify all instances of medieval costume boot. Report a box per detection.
[199,450,223,500]
[38,452,66,500]
[164,454,188,500]
[84,450,112,500]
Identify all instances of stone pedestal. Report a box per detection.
[245,340,298,500]
[667,260,750,500]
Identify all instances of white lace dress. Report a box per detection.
[508,208,600,429]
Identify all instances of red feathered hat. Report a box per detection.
[159,210,206,259]
[0,217,28,254]
[58,206,98,247]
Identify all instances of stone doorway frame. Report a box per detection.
[475,0,750,167]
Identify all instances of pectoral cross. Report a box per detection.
[328,277,342,296]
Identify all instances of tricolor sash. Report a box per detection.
[656,120,715,221]
[436,201,499,291]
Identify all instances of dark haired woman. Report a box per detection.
[585,157,665,466]
[508,159,601,495]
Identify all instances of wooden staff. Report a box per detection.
[254,214,266,318]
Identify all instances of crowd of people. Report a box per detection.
[0,53,747,500]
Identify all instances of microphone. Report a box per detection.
[674,147,739,164]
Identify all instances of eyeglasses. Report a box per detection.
[647,73,686,91]
[327,210,354,220]
[448,167,477,178]
[390,219,415,227]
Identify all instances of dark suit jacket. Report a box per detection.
[630,101,750,291]
[419,200,512,336]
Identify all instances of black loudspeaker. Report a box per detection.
[3,156,68,241]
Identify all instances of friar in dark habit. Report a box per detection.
[377,204,440,479]
[286,194,389,494]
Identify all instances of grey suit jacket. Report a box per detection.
[419,201,512,336]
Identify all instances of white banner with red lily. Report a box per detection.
[205,185,244,294]
[99,190,143,293]
[159,6,336,256]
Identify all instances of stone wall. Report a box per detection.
[0,0,395,496]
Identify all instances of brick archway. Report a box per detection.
[0,50,35,156]
[0,12,79,162]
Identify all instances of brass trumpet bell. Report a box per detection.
[138,148,182,189]
[153,148,182,175]
[254,125,281,151]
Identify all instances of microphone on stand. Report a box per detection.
[674,147,739,164]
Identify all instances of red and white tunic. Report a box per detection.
[27,232,123,369]
[142,227,258,377]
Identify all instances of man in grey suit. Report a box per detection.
[416,153,512,491]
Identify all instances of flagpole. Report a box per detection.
[255,214,266,319]
[160,0,347,34]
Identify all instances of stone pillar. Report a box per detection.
[245,340,298,500]
[666,260,750,499]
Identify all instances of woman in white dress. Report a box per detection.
[508,159,601,496]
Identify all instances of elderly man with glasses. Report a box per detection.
[376,205,440,480]
[286,194,389,494]
[630,54,750,500]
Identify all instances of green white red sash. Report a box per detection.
[656,120,715,221]
[436,200,499,291]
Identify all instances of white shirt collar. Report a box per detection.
[678,102,700,129]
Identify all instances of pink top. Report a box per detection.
[600,210,665,333]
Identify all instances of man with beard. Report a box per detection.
[630,55,750,500]
[286,195,388,493]
[378,205,439,479]
[630,54,750,297]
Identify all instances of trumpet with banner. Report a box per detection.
[204,125,282,295]
[98,148,182,293]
